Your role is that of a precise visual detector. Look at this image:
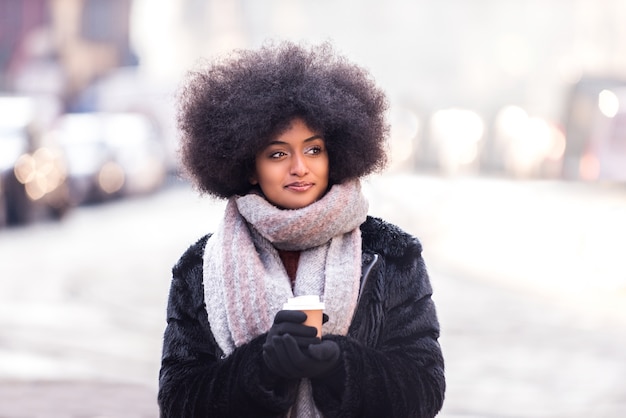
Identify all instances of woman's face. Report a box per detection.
[251,118,329,209]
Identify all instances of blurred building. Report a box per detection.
[0,0,136,111]
[4,0,626,181]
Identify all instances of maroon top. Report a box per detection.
[277,249,300,287]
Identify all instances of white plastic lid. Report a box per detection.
[283,295,325,310]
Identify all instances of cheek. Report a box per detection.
[319,157,330,179]
[254,162,282,187]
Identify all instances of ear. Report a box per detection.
[249,173,258,185]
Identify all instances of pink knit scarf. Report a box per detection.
[202,179,368,356]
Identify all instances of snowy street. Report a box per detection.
[1,174,625,417]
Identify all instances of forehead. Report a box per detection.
[269,118,322,142]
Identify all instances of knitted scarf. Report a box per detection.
[203,180,368,417]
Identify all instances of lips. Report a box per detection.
[285,182,314,192]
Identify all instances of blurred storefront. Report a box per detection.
[3,0,626,221]
[1,0,136,111]
[0,0,175,228]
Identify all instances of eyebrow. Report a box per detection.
[266,135,323,146]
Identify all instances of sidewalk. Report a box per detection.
[0,381,158,418]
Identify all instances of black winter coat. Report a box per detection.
[158,216,445,417]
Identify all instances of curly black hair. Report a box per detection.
[177,40,389,198]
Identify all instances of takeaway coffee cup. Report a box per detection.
[283,295,325,338]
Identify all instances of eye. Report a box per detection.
[269,150,287,159]
[306,145,324,155]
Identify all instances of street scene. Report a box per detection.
[3,0,626,417]
[1,173,625,417]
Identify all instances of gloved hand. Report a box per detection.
[265,310,320,349]
[263,321,342,379]
[263,334,341,379]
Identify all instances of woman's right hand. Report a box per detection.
[265,310,320,348]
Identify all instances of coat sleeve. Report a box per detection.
[157,236,298,417]
[311,221,445,418]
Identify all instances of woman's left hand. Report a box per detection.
[263,334,341,379]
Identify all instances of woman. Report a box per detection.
[158,41,445,418]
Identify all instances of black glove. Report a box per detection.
[266,310,320,348]
[263,334,341,379]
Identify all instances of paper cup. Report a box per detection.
[283,295,325,338]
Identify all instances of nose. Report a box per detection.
[290,153,309,176]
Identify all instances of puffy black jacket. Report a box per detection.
[158,216,445,417]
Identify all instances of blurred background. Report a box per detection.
[1,0,626,417]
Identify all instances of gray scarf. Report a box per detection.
[203,179,368,417]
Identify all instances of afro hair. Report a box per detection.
[177,40,390,199]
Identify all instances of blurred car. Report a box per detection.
[50,112,168,205]
[561,77,626,181]
[0,95,70,227]
[76,67,180,175]
[490,105,565,179]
